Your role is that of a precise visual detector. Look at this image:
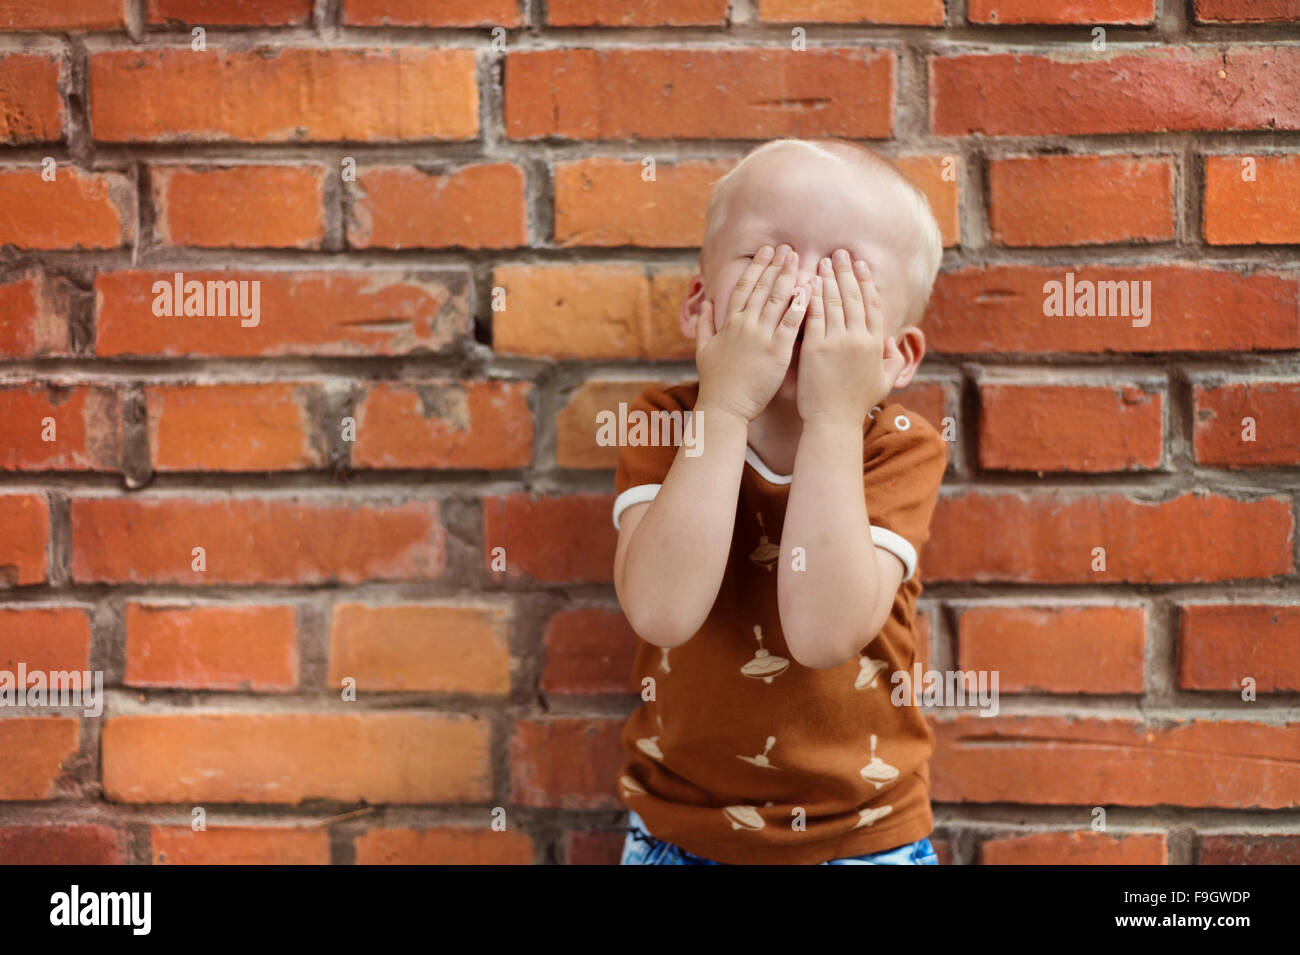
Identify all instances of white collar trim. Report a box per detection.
[745,446,792,485]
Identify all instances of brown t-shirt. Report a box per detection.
[612,380,947,865]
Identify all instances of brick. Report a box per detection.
[147,0,312,24]
[931,716,1300,808]
[0,274,70,357]
[956,605,1146,694]
[0,494,49,585]
[1194,381,1300,467]
[565,829,625,865]
[0,167,132,249]
[510,717,625,808]
[1178,604,1300,693]
[103,712,490,804]
[980,831,1167,865]
[484,494,616,584]
[1195,0,1300,23]
[0,54,62,143]
[1199,834,1300,864]
[927,492,1292,584]
[891,154,961,247]
[352,380,533,470]
[556,379,666,470]
[95,270,469,357]
[550,0,726,25]
[152,164,327,249]
[925,266,1300,354]
[124,603,299,692]
[506,48,894,140]
[355,828,534,864]
[1204,154,1300,245]
[329,602,511,694]
[0,826,124,864]
[969,0,1155,23]
[932,47,1300,136]
[71,496,444,584]
[152,826,329,864]
[540,608,640,694]
[989,155,1175,246]
[0,607,92,672]
[348,163,527,249]
[555,158,730,248]
[145,383,322,472]
[344,0,524,26]
[0,718,79,799]
[978,383,1164,472]
[492,265,656,359]
[91,49,478,143]
[0,0,124,28]
[0,384,122,472]
[759,0,943,23]
[894,381,949,435]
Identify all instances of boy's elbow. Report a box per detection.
[785,629,858,670]
[622,600,696,650]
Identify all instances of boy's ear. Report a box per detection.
[890,326,927,390]
[679,273,708,339]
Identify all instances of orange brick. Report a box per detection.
[0,826,124,864]
[145,383,322,472]
[540,608,640,694]
[355,828,535,864]
[1204,154,1300,245]
[758,0,944,23]
[0,494,49,585]
[147,0,310,23]
[352,380,533,470]
[1,0,125,28]
[0,167,132,249]
[978,383,1163,472]
[933,48,1300,136]
[989,155,1175,246]
[510,717,626,808]
[927,492,1293,583]
[344,0,524,26]
[348,163,527,249]
[152,826,329,864]
[124,603,299,692]
[931,716,1300,808]
[891,154,961,247]
[0,718,79,799]
[91,49,478,143]
[1194,381,1300,467]
[956,605,1146,694]
[71,496,445,584]
[549,0,726,25]
[484,493,616,584]
[980,831,1167,864]
[0,384,122,472]
[506,48,894,140]
[95,270,469,357]
[492,265,653,359]
[329,602,511,694]
[0,274,69,357]
[556,379,666,470]
[969,0,1155,23]
[1178,604,1300,692]
[152,164,327,249]
[0,54,62,143]
[926,266,1300,354]
[1195,0,1300,22]
[0,607,92,672]
[103,712,491,803]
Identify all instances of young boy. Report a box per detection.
[611,138,947,865]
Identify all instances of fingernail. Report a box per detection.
[833,249,850,266]
[854,259,868,276]
[819,257,831,272]
[758,245,773,259]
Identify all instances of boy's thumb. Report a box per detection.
[695,301,714,348]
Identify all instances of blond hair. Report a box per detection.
[701,138,943,327]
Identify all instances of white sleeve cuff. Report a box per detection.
[870,525,918,581]
[612,484,662,530]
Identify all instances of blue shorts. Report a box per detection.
[620,809,939,865]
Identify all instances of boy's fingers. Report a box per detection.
[817,256,845,333]
[729,246,774,322]
[760,251,799,330]
[694,300,714,353]
[774,280,809,343]
[805,275,826,340]
[834,250,865,330]
[855,259,881,336]
[746,245,790,322]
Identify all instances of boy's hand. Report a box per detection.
[696,244,810,422]
[797,249,904,426]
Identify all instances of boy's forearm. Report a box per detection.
[777,419,880,668]
[617,403,749,648]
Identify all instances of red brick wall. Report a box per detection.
[1,0,1298,866]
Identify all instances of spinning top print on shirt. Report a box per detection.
[659,646,671,673]
[855,653,889,690]
[620,775,646,797]
[736,735,779,770]
[855,804,894,829]
[749,511,779,572]
[740,625,789,683]
[860,734,900,790]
